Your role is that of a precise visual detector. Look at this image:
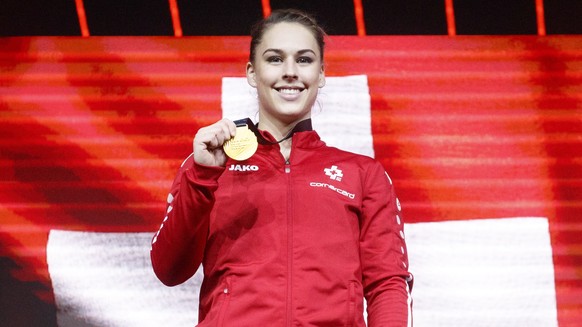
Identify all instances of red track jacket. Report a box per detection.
[151,129,413,326]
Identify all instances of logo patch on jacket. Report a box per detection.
[324,165,343,181]
[312,165,356,199]
[228,164,259,172]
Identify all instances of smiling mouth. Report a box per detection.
[276,87,303,95]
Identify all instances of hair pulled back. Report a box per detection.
[249,9,327,63]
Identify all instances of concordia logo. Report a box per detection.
[228,164,259,171]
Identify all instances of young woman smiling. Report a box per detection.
[151,9,413,327]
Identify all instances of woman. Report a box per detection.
[151,9,413,327]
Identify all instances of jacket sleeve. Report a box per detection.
[150,154,225,286]
[360,161,413,327]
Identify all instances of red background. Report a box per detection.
[1,36,581,326]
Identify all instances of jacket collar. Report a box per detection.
[257,119,325,150]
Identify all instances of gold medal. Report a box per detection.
[223,125,258,161]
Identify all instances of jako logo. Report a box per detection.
[324,165,343,181]
[228,164,259,172]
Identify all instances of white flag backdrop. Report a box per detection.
[46,76,558,326]
[47,217,557,326]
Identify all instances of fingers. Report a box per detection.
[196,119,236,149]
[193,119,237,166]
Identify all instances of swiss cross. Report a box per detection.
[324,165,343,181]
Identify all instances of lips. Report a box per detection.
[276,87,304,94]
[275,87,304,100]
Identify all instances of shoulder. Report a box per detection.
[316,145,391,185]
[320,144,382,169]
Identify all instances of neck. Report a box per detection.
[259,117,296,140]
[257,114,312,161]
[257,115,302,141]
[279,138,292,161]
[258,118,294,161]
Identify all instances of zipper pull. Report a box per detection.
[285,160,291,173]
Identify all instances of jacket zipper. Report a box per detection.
[285,158,292,326]
[217,277,231,327]
[347,281,356,327]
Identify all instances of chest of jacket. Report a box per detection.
[205,147,365,270]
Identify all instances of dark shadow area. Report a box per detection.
[84,0,173,36]
[0,0,80,36]
[0,257,57,327]
[545,0,582,34]
[363,0,447,35]
[0,0,581,36]
[179,0,263,35]
[454,0,537,35]
[271,0,357,35]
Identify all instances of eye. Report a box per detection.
[297,56,314,64]
[267,56,283,63]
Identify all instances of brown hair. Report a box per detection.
[249,9,327,63]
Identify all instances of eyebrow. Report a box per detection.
[262,48,317,56]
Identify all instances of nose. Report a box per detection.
[282,61,298,80]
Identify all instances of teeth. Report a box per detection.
[279,88,300,94]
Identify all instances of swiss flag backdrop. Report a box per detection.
[1,36,581,326]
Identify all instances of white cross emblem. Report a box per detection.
[324,165,343,181]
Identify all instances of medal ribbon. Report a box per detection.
[233,118,313,145]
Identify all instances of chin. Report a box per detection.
[278,108,311,121]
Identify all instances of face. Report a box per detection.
[246,22,325,127]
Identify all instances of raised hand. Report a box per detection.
[192,118,236,167]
